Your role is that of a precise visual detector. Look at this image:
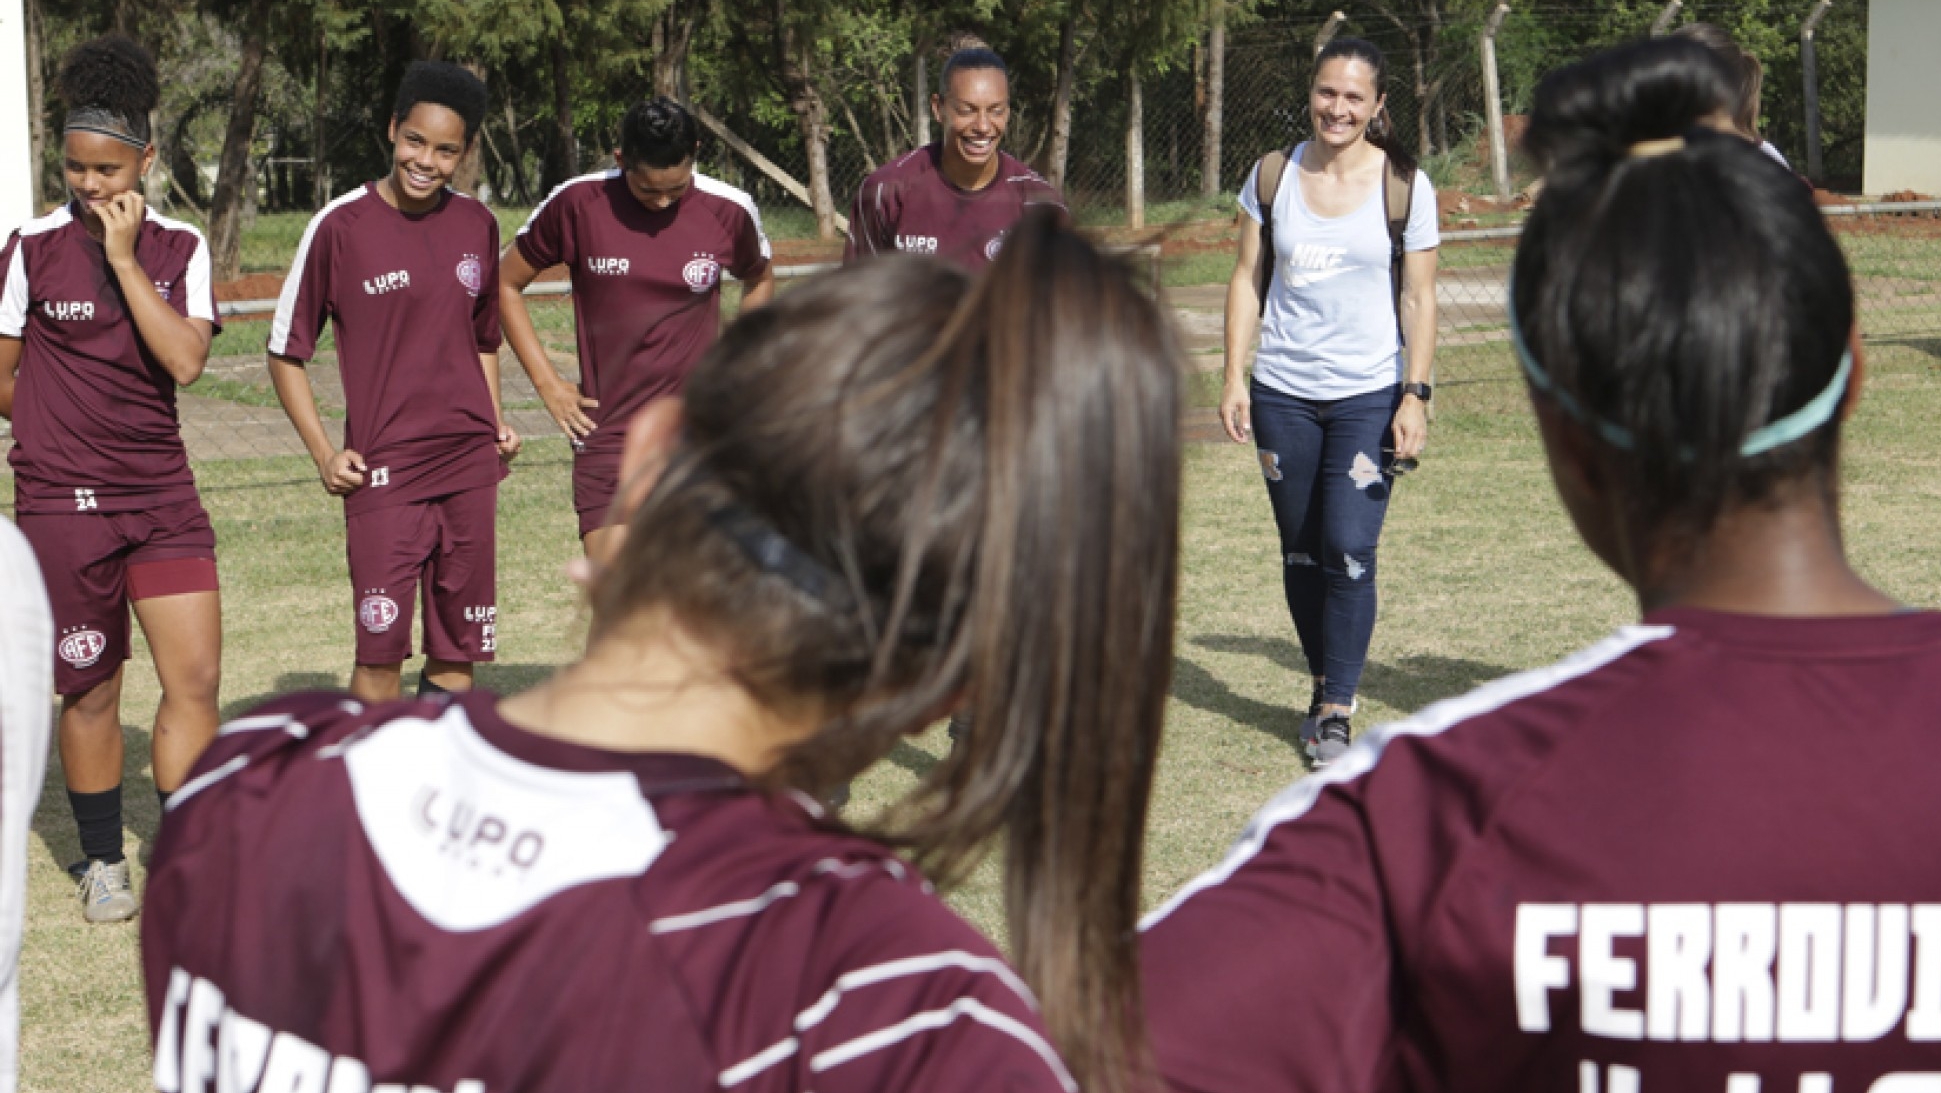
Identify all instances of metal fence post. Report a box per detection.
[1314,11,1346,57]
[1480,4,1512,202]
[1801,0,1833,184]
[1649,1,1683,36]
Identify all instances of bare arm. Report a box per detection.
[1390,247,1440,459]
[481,348,520,460]
[100,194,213,385]
[268,351,364,495]
[497,242,593,441]
[0,335,20,419]
[1220,216,1265,445]
[738,262,777,312]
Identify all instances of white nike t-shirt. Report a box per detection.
[1240,144,1439,400]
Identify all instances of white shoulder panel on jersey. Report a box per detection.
[0,208,76,336]
[268,187,368,357]
[691,172,773,260]
[345,704,670,932]
[518,170,619,237]
[1139,623,1677,930]
[147,208,218,323]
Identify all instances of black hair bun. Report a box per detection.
[1522,37,1736,175]
[57,34,159,120]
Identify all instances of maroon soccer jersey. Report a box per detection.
[0,202,218,514]
[144,690,1076,1093]
[269,185,504,515]
[516,170,769,450]
[844,146,1066,270]
[1141,609,1941,1093]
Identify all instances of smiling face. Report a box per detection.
[63,130,152,219]
[386,102,471,210]
[1309,57,1384,150]
[617,153,695,213]
[932,67,1010,179]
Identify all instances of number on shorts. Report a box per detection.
[74,488,97,511]
[370,467,391,487]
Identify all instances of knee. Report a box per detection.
[64,678,120,720]
[162,658,221,706]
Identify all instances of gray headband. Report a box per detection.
[64,106,148,149]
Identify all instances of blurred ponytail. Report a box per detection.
[594,208,1183,1093]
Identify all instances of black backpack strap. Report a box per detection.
[1253,145,1295,311]
[1385,155,1413,343]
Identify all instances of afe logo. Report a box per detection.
[984,232,1007,261]
[358,594,400,633]
[151,281,172,301]
[58,628,108,669]
[455,254,484,297]
[42,300,94,321]
[363,270,411,295]
[587,257,631,276]
[682,255,721,293]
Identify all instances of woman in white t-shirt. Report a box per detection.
[1220,37,1439,768]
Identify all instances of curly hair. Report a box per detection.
[392,61,488,143]
[57,35,158,143]
[619,97,699,170]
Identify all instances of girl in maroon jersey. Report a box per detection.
[1142,39,1935,1093]
[0,36,221,924]
[147,211,1177,1093]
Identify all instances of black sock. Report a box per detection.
[67,786,124,865]
[416,675,451,699]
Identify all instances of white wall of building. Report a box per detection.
[0,0,33,236]
[1865,0,1941,195]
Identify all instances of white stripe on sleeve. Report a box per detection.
[0,238,28,337]
[183,231,215,323]
[269,189,363,357]
[1140,623,1676,930]
[518,171,616,239]
[808,998,1078,1093]
[692,173,772,260]
[649,881,802,934]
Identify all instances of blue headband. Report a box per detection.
[1506,287,1852,458]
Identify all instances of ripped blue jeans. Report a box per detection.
[1249,380,1401,707]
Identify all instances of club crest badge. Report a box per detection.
[682,254,721,294]
[985,232,1007,262]
[359,594,401,633]
[152,281,173,301]
[456,254,484,297]
[58,628,108,669]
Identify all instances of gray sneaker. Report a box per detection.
[75,859,138,924]
[1310,714,1355,770]
[1300,698,1357,759]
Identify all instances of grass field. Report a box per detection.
[14,315,1941,1089]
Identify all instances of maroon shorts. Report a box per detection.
[15,498,220,696]
[572,444,621,538]
[344,485,497,665]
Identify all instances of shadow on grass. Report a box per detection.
[885,738,942,781]
[1177,633,1512,746]
[1871,336,1941,360]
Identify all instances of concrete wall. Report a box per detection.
[0,0,33,236]
[1865,0,1941,195]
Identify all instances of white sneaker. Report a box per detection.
[75,859,138,924]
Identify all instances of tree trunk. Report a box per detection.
[1411,33,1431,159]
[207,0,272,282]
[772,1,838,239]
[500,97,530,204]
[652,1,700,101]
[1125,68,1144,230]
[1202,0,1225,199]
[451,61,487,196]
[313,27,330,208]
[546,33,577,189]
[913,52,930,147]
[1048,13,1077,192]
[25,0,46,211]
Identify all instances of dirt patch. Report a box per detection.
[213,273,285,302]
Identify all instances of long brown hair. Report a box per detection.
[591,208,1183,1092]
[1672,23,1765,141]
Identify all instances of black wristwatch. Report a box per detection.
[1402,382,1433,403]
